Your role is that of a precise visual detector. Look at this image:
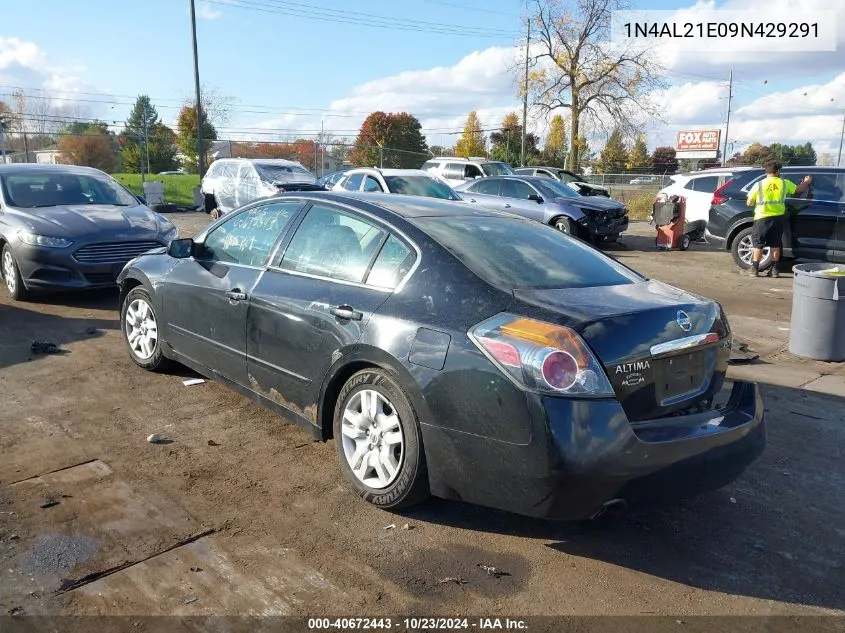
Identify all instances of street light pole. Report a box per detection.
[838,110,845,166]
[189,0,205,177]
[722,69,733,166]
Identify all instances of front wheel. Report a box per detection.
[333,368,429,509]
[2,245,29,301]
[553,217,574,235]
[680,234,691,251]
[121,287,171,371]
[731,226,772,271]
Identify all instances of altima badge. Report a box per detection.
[676,310,692,332]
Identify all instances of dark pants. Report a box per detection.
[751,215,784,249]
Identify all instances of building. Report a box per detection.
[34,147,62,164]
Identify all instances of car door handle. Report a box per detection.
[504,204,511,208]
[469,199,477,203]
[330,305,363,321]
[225,290,248,302]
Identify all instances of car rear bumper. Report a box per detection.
[422,380,764,520]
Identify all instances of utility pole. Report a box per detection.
[838,110,845,166]
[520,19,531,167]
[141,103,150,183]
[722,69,733,166]
[189,0,205,177]
[0,117,5,165]
[22,132,29,163]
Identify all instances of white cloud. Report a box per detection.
[648,81,728,124]
[0,36,92,96]
[198,1,222,20]
[736,72,845,118]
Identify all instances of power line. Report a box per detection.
[205,0,517,38]
[419,0,520,17]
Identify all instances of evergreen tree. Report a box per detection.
[596,129,628,173]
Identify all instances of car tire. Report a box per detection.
[333,368,429,510]
[121,286,171,371]
[2,244,29,301]
[553,217,574,235]
[731,226,772,271]
[680,234,691,251]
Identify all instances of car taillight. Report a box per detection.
[469,313,614,397]
[712,179,733,205]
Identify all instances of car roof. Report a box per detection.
[0,163,103,175]
[344,168,435,177]
[273,191,506,219]
[216,158,303,166]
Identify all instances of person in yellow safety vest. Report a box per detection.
[745,160,812,278]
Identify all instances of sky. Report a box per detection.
[1,0,844,162]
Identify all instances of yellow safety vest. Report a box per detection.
[750,176,791,219]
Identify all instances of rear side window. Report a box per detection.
[415,216,642,290]
[343,173,364,191]
[280,204,385,283]
[785,172,843,202]
[366,235,416,289]
[687,176,719,192]
[443,163,465,180]
[468,179,501,195]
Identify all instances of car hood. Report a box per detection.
[10,204,165,239]
[567,195,625,211]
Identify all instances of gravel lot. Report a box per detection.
[1,215,844,624]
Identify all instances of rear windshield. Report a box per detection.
[384,176,460,200]
[1,171,139,208]
[481,162,514,176]
[255,164,312,181]
[415,216,642,290]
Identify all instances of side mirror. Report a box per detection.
[168,237,195,259]
[528,194,544,203]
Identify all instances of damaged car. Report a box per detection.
[201,158,316,219]
[118,192,765,520]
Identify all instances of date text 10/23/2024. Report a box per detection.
[308,618,529,630]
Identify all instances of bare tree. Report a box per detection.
[524,0,664,172]
[183,83,234,128]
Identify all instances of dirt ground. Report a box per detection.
[2,216,844,626]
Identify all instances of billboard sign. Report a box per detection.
[676,129,721,156]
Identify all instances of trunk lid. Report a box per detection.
[511,280,731,421]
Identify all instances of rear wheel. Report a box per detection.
[2,244,29,301]
[680,234,691,251]
[731,226,772,271]
[333,368,429,509]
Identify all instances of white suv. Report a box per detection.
[201,158,316,218]
[333,168,461,200]
[657,168,751,226]
[421,157,514,188]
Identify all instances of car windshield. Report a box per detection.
[481,162,514,176]
[534,178,581,199]
[255,163,311,181]
[415,216,642,290]
[384,176,460,200]
[1,171,139,208]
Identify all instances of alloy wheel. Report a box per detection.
[737,234,770,267]
[3,250,17,295]
[341,389,404,489]
[125,298,159,360]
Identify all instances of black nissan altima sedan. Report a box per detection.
[117,192,765,520]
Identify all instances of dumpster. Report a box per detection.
[789,263,845,361]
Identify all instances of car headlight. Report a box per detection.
[17,230,73,248]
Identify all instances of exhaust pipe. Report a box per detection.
[590,498,629,520]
